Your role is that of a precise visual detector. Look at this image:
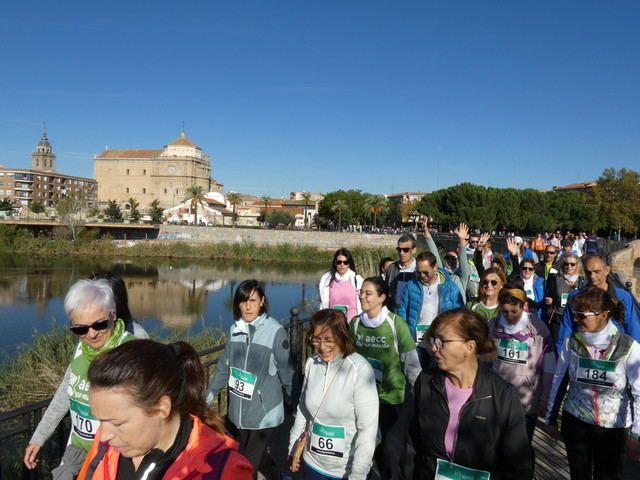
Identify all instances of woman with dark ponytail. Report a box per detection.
[77,339,253,480]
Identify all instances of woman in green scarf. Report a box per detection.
[24,279,135,480]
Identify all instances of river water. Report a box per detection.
[0,254,326,363]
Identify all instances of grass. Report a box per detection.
[0,325,227,413]
[0,225,395,274]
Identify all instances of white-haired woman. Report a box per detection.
[23,279,135,480]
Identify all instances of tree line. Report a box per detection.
[317,168,640,236]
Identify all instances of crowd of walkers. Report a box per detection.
[22,226,640,480]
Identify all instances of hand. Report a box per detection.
[505,237,518,256]
[627,436,640,462]
[455,223,469,246]
[422,216,431,238]
[289,455,301,473]
[24,444,41,470]
[539,423,561,441]
[545,297,553,305]
[478,232,491,249]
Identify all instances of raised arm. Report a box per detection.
[422,217,443,268]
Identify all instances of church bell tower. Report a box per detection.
[32,131,56,172]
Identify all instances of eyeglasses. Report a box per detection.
[396,247,412,253]
[564,262,577,267]
[482,279,499,286]
[545,251,557,255]
[574,311,602,320]
[335,260,349,266]
[428,337,467,350]
[311,337,336,347]
[69,314,114,336]
[521,267,534,271]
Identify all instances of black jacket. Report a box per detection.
[410,363,533,480]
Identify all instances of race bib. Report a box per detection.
[416,324,429,344]
[575,358,617,388]
[70,399,99,441]
[497,339,529,365]
[228,367,257,399]
[333,305,348,314]
[560,293,569,307]
[310,421,346,458]
[368,357,383,386]
[525,289,533,299]
[470,272,480,282]
[435,459,490,480]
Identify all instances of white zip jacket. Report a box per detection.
[288,352,379,480]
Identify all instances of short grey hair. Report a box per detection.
[64,279,116,318]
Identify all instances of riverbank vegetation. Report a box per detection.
[0,325,226,412]
[0,224,394,275]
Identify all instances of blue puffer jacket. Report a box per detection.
[398,269,465,338]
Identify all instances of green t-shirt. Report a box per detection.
[466,301,500,322]
[349,311,415,405]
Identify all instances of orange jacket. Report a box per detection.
[531,238,546,252]
[77,415,253,480]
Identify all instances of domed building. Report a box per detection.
[93,130,223,208]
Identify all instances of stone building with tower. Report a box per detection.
[93,131,222,209]
[0,132,97,209]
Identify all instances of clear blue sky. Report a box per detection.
[1,1,639,197]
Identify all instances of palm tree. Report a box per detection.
[226,192,242,228]
[301,192,312,229]
[365,195,388,229]
[260,195,271,229]
[331,199,348,231]
[184,185,206,226]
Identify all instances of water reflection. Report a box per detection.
[0,254,325,360]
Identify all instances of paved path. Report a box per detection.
[258,416,640,479]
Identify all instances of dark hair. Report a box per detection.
[307,309,355,356]
[88,339,223,432]
[416,251,437,267]
[571,285,624,323]
[478,268,506,303]
[233,279,269,320]
[88,272,132,324]
[582,254,609,267]
[498,288,527,307]
[426,309,496,360]
[397,234,416,248]
[361,276,389,306]
[379,256,394,275]
[491,254,507,272]
[329,248,357,287]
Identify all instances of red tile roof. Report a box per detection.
[96,149,161,159]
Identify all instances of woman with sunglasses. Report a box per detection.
[543,254,586,343]
[411,309,533,479]
[466,268,506,322]
[490,289,555,444]
[545,286,640,480]
[349,276,421,479]
[512,258,545,318]
[288,309,378,479]
[24,279,135,479]
[319,248,364,322]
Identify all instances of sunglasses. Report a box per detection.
[574,311,602,320]
[469,240,479,244]
[545,251,557,255]
[335,260,349,266]
[521,267,534,271]
[396,247,412,253]
[482,279,499,286]
[564,262,577,267]
[69,315,113,336]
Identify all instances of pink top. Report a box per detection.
[329,277,358,322]
[444,377,474,457]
